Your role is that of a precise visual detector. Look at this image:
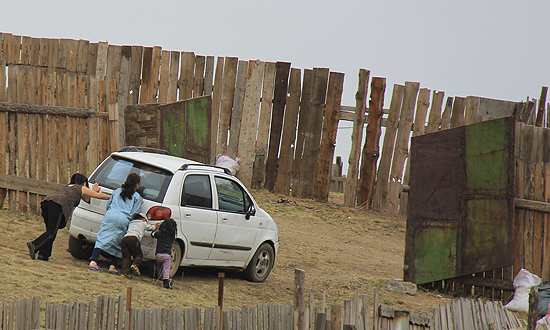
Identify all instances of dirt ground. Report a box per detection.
[1,190,456,314]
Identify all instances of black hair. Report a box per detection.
[121,173,141,201]
[158,218,177,241]
[70,173,89,188]
[132,213,145,220]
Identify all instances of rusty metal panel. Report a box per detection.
[406,116,515,284]
[159,95,211,164]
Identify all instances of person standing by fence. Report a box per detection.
[27,173,110,261]
[88,173,143,274]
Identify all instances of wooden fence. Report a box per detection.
[0,293,522,330]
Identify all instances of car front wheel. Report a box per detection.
[244,243,274,282]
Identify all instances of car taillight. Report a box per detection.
[147,206,172,220]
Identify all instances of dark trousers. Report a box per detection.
[32,200,64,259]
[120,236,143,275]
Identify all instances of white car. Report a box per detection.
[69,147,279,282]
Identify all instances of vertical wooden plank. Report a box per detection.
[356,76,386,206]
[210,56,224,163]
[118,46,132,146]
[291,68,314,197]
[30,37,41,66]
[98,80,109,160]
[273,67,301,194]
[16,66,29,211]
[0,60,7,207]
[47,38,59,68]
[9,34,21,65]
[150,46,162,103]
[227,60,248,159]
[426,90,445,133]
[140,47,153,104]
[128,45,143,105]
[344,69,370,207]
[204,56,215,96]
[252,62,276,189]
[39,37,50,67]
[450,96,466,128]
[76,39,90,74]
[194,55,205,97]
[542,162,550,282]
[314,72,346,202]
[20,36,31,65]
[167,51,181,103]
[236,61,264,188]
[106,44,122,82]
[3,33,13,64]
[371,84,404,211]
[66,39,79,72]
[532,161,544,278]
[95,41,109,79]
[386,81,419,215]
[179,51,195,100]
[441,97,453,130]
[57,38,70,69]
[86,42,98,76]
[217,57,238,155]
[264,62,291,192]
[158,50,170,103]
[299,68,329,199]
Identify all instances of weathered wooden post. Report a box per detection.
[295,269,306,330]
[357,77,386,207]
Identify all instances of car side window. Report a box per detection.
[181,174,212,209]
[215,177,250,213]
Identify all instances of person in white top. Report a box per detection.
[119,213,160,278]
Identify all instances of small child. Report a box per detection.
[120,213,159,278]
[151,218,177,289]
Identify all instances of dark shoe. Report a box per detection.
[163,279,173,290]
[130,264,141,276]
[109,269,121,275]
[37,255,49,261]
[26,242,36,260]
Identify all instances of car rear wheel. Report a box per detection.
[169,242,182,278]
[244,243,274,282]
[69,235,93,260]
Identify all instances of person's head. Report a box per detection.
[158,218,177,239]
[120,173,141,201]
[132,213,147,222]
[70,173,89,187]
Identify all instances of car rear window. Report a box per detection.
[90,156,173,203]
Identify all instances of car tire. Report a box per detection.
[244,243,274,282]
[69,235,93,260]
[169,241,182,278]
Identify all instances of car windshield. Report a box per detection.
[90,155,173,203]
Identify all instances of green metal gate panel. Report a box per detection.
[159,96,212,164]
[406,116,515,284]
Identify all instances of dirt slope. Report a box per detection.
[1,191,448,313]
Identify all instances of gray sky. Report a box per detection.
[2,0,549,170]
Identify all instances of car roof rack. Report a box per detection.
[180,164,232,175]
[118,146,170,155]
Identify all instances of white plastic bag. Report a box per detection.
[504,268,542,312]
[215,154,241,175]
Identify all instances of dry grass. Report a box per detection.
[2,191,452,313]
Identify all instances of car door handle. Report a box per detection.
[221,217,229,222]
[185,213,192,217]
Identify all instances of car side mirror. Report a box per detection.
[245,205,256,220]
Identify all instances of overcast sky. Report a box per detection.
[2,0,549,170]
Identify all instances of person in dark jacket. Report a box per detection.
[27,173,110,261]
[151,218,177,289]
